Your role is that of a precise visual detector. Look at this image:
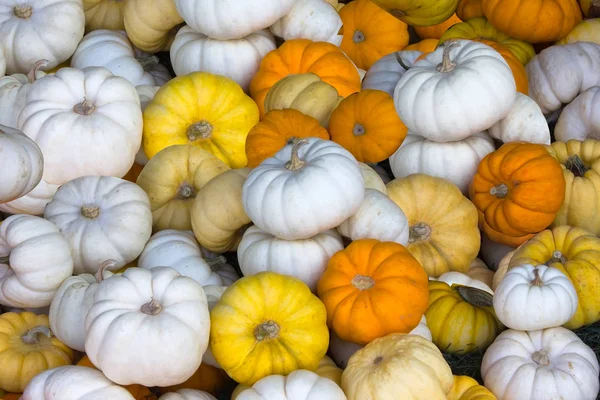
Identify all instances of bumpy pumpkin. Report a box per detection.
[123,0,183,52]
[414,13,462,39]
[369,0,460,27]
[447,376,496,400]
[469,142,566,247]
[456,0,484,20]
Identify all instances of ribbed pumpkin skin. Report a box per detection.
[414,13,462,39]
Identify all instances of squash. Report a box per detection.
[170,27,276,92]
[555,86,600,141]
[361,50,422,96]
[394,40,516,143]
[447,376,496,400]
[359,163,388,193]
[481,327,599,400]
[469,142,566,247]
[159,390,216,400]
[0,180,59,216]
[414,13,462,39]
[250,39,361,117]
[315,356,343,385]
[0,60,47,129]
[404,38,439,52]
[136,144,230,232]
[369,0,459,27]
[456,0,484,20]
[481,0,582,43]
[387,174,481,277]
[143,72,258,168]
[434,271,493,294]
[317,239,429,345]
[83,0,125,31]
[466,258,495,288]
[488,93,551,145]
[157,363,232,397]
[341,333,454,400]
[507,225,600,329]
[210,271,329,385]
[329,89,407,163]
[558,18,600,45]
[236,370,345,400]
[123,0,183,53]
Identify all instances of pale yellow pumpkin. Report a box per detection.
[124,0,183,52]
[467,258,494,288]
[492,248,518,291]
[558,18,600,45]
[83,0,125,31]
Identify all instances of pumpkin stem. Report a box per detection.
[81,205,100,219]
[206,256,228,269]
[27,60,49,83]
[456,285,493,307]
[176,182,196,199]
[352,274,375,290]
[373,356,384,365]
[532,349,550,366]
[13,5,32,19]
[352,30,365,43]
[254,320,280,341]
[408,222,431,244]
[95,259,117,283]
[73,99,96,116]
[437,40,461,73]
[531,268,544,286]
[0,256,9,265]
[394,52,410,70]
[141,298,163,315]
[22,326,53,344]
[187,120,213,141]
[490,183,508,198]
[285,138,309,171]
[136,54,160,71]
[547,250,566,265]
[565,155,589,177]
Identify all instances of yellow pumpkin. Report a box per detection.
[558,18,600,45]
[143,72,259,168]
[508,225,600,329]
[136,144,230,231]
[0,312,73,393]
[386,174,481,277]
[426,281,503,354]
[467,258,494,288]
[123,0,183,52]
[369,0,460,27]
[447,376,497,400]
[456,0,485,20]
[210,272,329,385]
[83,0,125,31]
[414,13,462,39]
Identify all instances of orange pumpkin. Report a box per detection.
[328,89,407,163]
[157,362,233,396]
[250,39,361,117]
[245,109,330,168]
[469,142,566,247]
[317,239,429,345]
[0,393,21,400]
[339,0,410,70]
[479,40,528,95]
[122,162,144,183]
[414,13,462,39]
[456,0,484,20]
[404,38,439,52]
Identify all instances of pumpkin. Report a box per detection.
[555,86,600,142]
[159,390,216,400]
[0,312,73,393]
[394,40,516,143]
[0,60,47,129]
[210,271,329,385]
[404,38,439,52]
[245,109,330,168]
[123,0,183,52]
[157,363,232,397]
[558,18,600,45]
[329,89,407,163]
[236,370,345,400]
[481,327,599,400]
[238,226,343,292]
[243,138,364,240]
[359,163,388,193]
[170,28,276,92]
[143,72,258,168]
[0,125,43,204]
[481,0,582,43]
[0,215,73,308]
[0,0,84,74]
[250,39,361,117]
[83,0,125,31]
[387,174,481,277]
[85,267,210,386]
[466,258,495,288]
[136,144,230,231]
[315,356,343,385]
[434,271,493,294]
[426,281,503,354]
[361,50,422,96]
[507,225,600,329]
[414,13,461,39]
[190,169,251,253]
[341,333,454,400]
[369,0,459,27]
[526,42,600,114]
[317,239,429,345]
[0,180,59,216]
[17,67,142,185]
[488,93,551,145]
[447,376,496,400]
[456,0,484,20]
[469,143,566,247]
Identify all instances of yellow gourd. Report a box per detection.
[447,376,497,400]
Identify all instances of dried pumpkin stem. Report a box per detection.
[285,139,309,171]
[27,60,49,84]
[137,55,160,71]
[490,183,508,198]
[548,250,566,265]
[254,320,280,341]
[352,124,366,136]
[373,356,384,365]
[437,41,461,73]
[352,274,375,290]
[0,256,9,264]
[532,349,550,365]
[95,259,117,283]
[73,99,96,116]
[177,182,196,199]
[206,256,228,269]
[81,205,100,219]
[565,155,589,177]
[187,120,213,141]
[141,298,163,315]
[531,269,543,286]
[14,5,32,19]
[22,326,52,344]
[394,52,410,70]
[408,222,431,243]
[353,30,365,43]
[456,286,493,308]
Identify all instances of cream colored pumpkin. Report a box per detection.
[492,249,517,291]
[0,60,47,129]
[0,179,59,216]
[555,86,600,141]
[467,258,495,288]
[123,0,183,53]
[434,271,493,294]
[358,163,387,193]
[237,370,347,400]
[159,389,217,400]
[362,50,422,97]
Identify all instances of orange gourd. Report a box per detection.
[245,109,330,168]
[250,39,361,117]
[122,162,144,183]
[328,89,407,163]
[456,0,484,20]
[339,0,410,70]
[157,362,233,396]
[317,239,429,345]
[479,40,528,95]
[469,142,566,247]
[404,38,439,52]
[414,13,462,39]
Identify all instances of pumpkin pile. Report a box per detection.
[1,0,600,399]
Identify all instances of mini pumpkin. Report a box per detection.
[361,50,422,96]
[404,38,439,52]
[83,0,125,31]
[488,93,550,145]
[447,376,496,400]
[123,0,183,52]
[558,18,600,45]
[0,60,48,129]
[456,0,484,20]
[414,13,462,39]
[554,86,600,142]
[236,370,346,400]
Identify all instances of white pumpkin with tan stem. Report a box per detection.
[362,50,422,97]
[17,67,143,185]
[243,138,364,240]
[0,214,73,308]
[555,86,600,141]
[0,179,59,216]
[170,27,276,91]
[481,327,600,400]
[85,267,211,386]
[0,125,43,204]
[237,370,347,400]
[0,60,47,129]
[394,40,516,142]
[358,163,387,194]
[159,390,217,400]
[44,176,152,274]
[237,226,344,292]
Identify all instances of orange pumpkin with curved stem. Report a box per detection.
[456,0,484,20]
[328,89,407,163]
[414,13,462,39]
[469,142,566,247]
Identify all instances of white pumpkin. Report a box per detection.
[481,327,600,400]
[85,267,211,387]
[159,389,217,400]
[0,214,73,308]
[0,45,6,76]
[362,50,422,97]
[270,0,343,46]
[0,0,85,74]
[434,271,494,294]
[237,226,344,292]
[0,179,59,216]
[389,131,495,195]
[49,260,115,352]
[243,138,364,240]
[138,229,223,286]
[527,42,600,114]
[136,85,160,110]
[237,369,347,400]
[21,365,136,400]
[337,189,409,245]
[17,67,143,185]
[170,27,276,91]
[555,86,600,141]
[394,40,516,142]
[487,92,551,145]
[0,125,44,203]
[493,264,578,331]
[44,175,152,274]
[0,60,47,129]
[358,162,387,194]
